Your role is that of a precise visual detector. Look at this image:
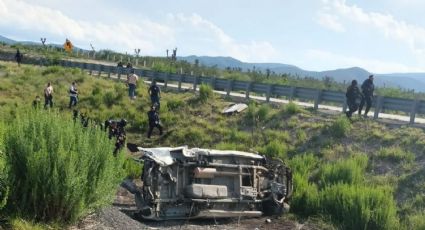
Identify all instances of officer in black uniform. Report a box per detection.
[358,75,375,117]
[345,80,362,118]
[147,105,163,138]
[148,81,161,110]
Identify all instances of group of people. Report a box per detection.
[33,81,79,109]
[345,75,375,119]
[125,69,163,138]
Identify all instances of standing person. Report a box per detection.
[148,80,161,110]
[44,82,53,108]
[127,69,138,100]
[358,75,375,118]
[147,105,163,138]
[15,49,22,66]
[345,80,362,118]
[69,82,78,108]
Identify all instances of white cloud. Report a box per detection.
[168,13,280,62]
[0,0,173,53]
[316,12,345,32]
[321,0,425,57]
[0,0,280,62]
[306,49,425,73]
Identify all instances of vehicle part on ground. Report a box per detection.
[124,146,292,220]
[221,103,248,115]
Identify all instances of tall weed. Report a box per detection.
[4,109,124,222]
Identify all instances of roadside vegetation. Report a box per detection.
[1,60,425,229]
[1,42,423,100]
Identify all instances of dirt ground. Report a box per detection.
[69,186,323,230]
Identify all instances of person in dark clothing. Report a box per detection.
[32,96,41,109]
[148,81,161,110]
[358,75,375,117]
[147,106,163,138]
[104,118,127,156]
[15,49,22,66]
[345,80,362,118]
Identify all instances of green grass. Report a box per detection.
[2,61,425,229]
[4,109,125,222]
[377,146,415,163]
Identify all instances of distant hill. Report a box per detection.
[0,35,16,44]
[180,56,425,92]
[0,34,87,52]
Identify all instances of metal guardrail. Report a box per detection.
[0,53,422,124]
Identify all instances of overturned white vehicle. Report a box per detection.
[125,146,292,220]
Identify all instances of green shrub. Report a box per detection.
[296,129,307,143]
[285,102,301,115]
[91,85,101,96]
[256,104,270,122]
[290,173,320,216]
[199,84,213,102]
[41,66,62,75]
[103,91,116,107]
[4,109,124,222]
[166,98,184,111]
[244,101,257,124]
[289,154,318,177]
[0,122,7,210]
[329,116,351,138]
[10,218,51,230]
[377,146,415,163]
[123,158,142,179]
[406,212,425,230]
[260,140,287,159]
[318,154,368,187]
[320,184,399,230]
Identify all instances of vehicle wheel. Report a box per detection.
[262,193,284,216]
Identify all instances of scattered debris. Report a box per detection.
[221,103,248,115]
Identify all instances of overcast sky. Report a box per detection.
[1,0,425,73]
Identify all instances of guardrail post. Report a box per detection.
[178,75,183,92]
[373,96,384,119]
[152,71,157,83]
[227,80,234,97]
[314,89,322,110]
[342,100,348,112]
[410,97,419,124]
[107,66,111,78]
[164,73,169,89]
[89,64,93,75]
[266,84,273,103]
[97,65,102,76]
[289,86,296,100]
[210,77,216,89]
[245,82,252,99]
[117,67,122,80]
[193,75,198,91]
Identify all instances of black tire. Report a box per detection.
[262,193,284,216]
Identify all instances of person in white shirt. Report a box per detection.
[69,82,78,108]
[44,82,53,108]
[127,69,138,100]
